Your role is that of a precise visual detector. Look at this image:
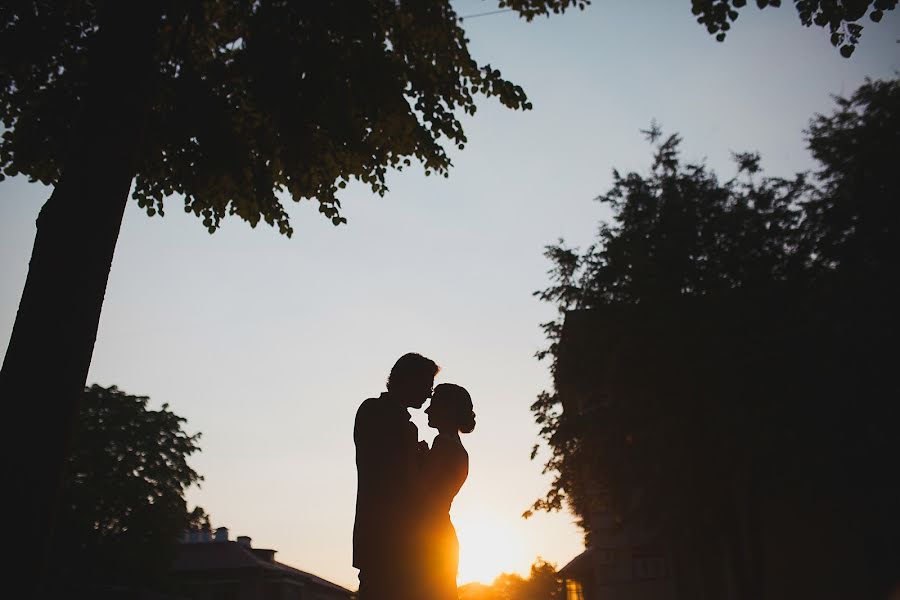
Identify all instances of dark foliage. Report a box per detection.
[531,79,899,597]
[690,0,898,56]
[47,384,206,593]
[1,1,892,235]
[0,1,556,234]
[528,121,814,522]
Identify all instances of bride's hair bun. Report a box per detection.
[459,410,476,434]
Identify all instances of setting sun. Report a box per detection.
[453,509,527,585]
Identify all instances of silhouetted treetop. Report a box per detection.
[0,1,566,235]
[497,0,590,20]
[534,130,811,314]
[691,0,897,56]
[535,77,899,319]
[804,78,900,276]
[504,1,896,56]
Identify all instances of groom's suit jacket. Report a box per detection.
[352,392,420,571]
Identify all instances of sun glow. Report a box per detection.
[453,509,527,585]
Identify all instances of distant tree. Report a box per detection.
[491,572,528,600]
[519,559,564,600]
[459,559,562,600]
[531,79,899,598]
[47,384,206,596]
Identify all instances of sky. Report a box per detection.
[1,0,898,591]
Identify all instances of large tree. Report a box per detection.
[47,384,206,597]
[531,78,899,598]
[0,0,894,589]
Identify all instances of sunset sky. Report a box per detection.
[1,0,898,590]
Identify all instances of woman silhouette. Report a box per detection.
[419,383,475,600]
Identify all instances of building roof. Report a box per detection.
[559,541,669,579]
[173,541,266,571]
[172,541,351,594]
[558,547,594,578]
[276,562,354,594]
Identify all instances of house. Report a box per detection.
[558,509,675,600]
[171,527,352,600]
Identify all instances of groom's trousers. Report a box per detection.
[358,566,418,600]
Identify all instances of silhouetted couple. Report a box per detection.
[353,353,476,600]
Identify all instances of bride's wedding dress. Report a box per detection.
[420,433,469,600]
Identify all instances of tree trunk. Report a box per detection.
[0,3,160,593]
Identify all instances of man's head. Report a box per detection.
[386,352,440,409]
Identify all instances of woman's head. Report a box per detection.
[425,383,475,434]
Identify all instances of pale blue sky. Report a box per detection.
[1,0,898,589]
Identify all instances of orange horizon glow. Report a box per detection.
[453,508,528,586]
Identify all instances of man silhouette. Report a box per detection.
[353,352,439,600]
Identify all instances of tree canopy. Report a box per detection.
[2,1,894,236]
[531,78,899,597]
[47,384,206,594]
[0,1,547,234]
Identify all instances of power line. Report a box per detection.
[459,8,514,21]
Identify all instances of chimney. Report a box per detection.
[200,526,212,543]
[214,527,229,542]
[252,549,276,563]
[237,535,252,548]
